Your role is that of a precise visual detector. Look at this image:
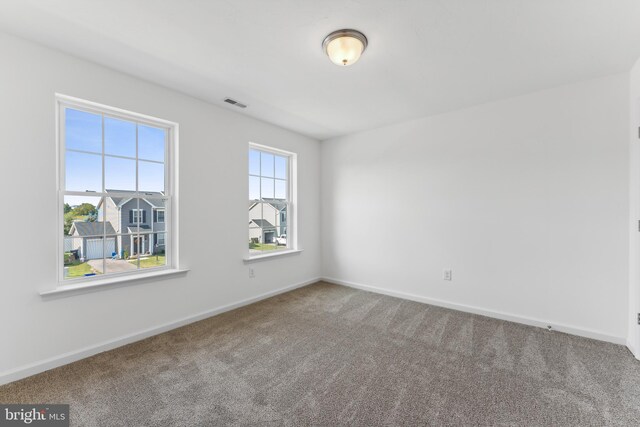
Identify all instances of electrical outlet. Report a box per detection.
[443,269,452,281]
[249,267,255,278]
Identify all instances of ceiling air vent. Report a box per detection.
[224,98,247,108]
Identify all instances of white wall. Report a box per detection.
[0,32,321,382]
[322,73,630,343]
[0,27,634,384]
[629,60,640,357]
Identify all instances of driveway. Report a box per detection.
[87,258,137,273]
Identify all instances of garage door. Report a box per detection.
[85,238,116,260]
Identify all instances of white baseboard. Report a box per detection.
[0,277,320,386]
[626,340,640,360]
[322,277,627,346]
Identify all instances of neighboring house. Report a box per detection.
[96,189,166,258]
[248,198,287,244]
[67,221,117,260]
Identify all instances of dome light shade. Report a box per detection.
[322,29,368,66]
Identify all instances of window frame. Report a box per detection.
[130,209,144,224]
[56,94,179,287]
[247,142,298,260]
[155,209,165,223]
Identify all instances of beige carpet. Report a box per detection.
[1,282,639,426]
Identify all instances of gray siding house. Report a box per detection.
[97,189,166,258]
[248,198,287,244]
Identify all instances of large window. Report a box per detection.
[248,144,295,256]
[58,95,177,283]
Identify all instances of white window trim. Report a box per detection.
[247,142,298,260]
[155,209,165,223]
[131,209,144,224]
[243,249,303,263]
[47,93,182,295]
[41,269,189,297]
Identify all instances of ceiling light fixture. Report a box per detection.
[322,29,368,66]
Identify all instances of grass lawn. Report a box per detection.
[249,242,278,251]
[66,260,96,278]
[130,255,166,268]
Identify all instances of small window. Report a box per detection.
[130,209,145,224]
[58,94,178,284]
[248,144,295,256]
[155,210,165,223]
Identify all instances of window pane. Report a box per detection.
[122,198,151,230]
[155,232,167,247]
[63,252,101,279]
[261,227,278,248]
[261,178,274,199]
[279,204,287,228]
[98,197,122,234]
[105,156,136,191]
[248,201,259,225]
[63,195,104,280]
[65,151,102,192]
[248,227,278,252]
[275,155,287,179]
[145,198,166,230]
[121,231,154,264]
[139,231,153,257]
[249,176,260,200]
[65,108,102,153]
[275,224,287,249]
[139,125,165,162]
[106,248,137,271]
[124,198,138,229]
[87,236,117,274]
[249,149,260,176]
[249,227,262,254]
[275,179,287,199]
[63,195,103,235]
[277,204,287,239]
[261,202,278,229]
[261,152,274,177]
[104,117,136,158]
[139,233,167,269]
[115,233,140,260]
[63,194,106,280]
[152,207,166,224]
[138,160,165,193]
[274,238,287,250]
[103,234,143,273]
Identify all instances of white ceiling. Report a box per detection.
[2,0,640,140]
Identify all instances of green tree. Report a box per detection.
[63,203,98,235]
[74,203,97,217]
[64,211,75,235]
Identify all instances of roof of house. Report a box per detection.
[102,189,166,208]
[70,221,116,236]
[127,225,152,233]
[250,219,274,228]
[249,198,287,211]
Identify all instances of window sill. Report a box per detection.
[243,249,303,263]
[40,268,189,298]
